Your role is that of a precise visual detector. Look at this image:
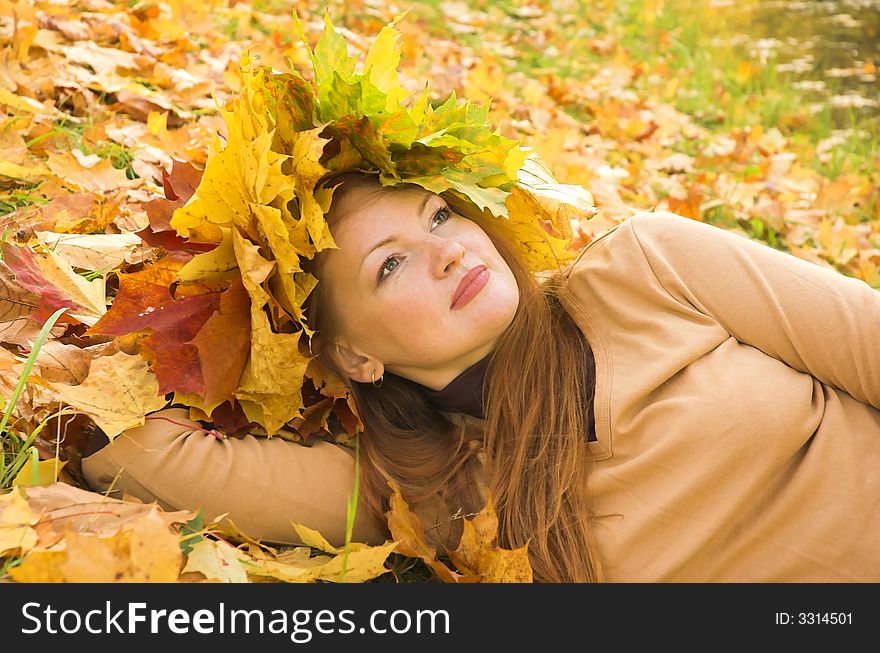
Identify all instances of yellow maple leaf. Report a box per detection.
[170,55,296,244]
[176,225,239,283]
[33,231,143,275]
[172,62,331,339]
[47,351,170,440]
[12,457,67,488]
[231,229,312,435]
[309,541,398,583]
[128,508,185,581]
[501,152,596,272]
[0,160,51,182]
[8,550,67,582]
[283,127,335,257]
[29,244,107,326]
[181,538,249,583]
[170,392,228,422]
[57,531,124,582]
[0,487,39,557]
[385,480,477,583]
[448,496,533,583]
[0,86,55,115]
[244,537,398,584]
[363,18,412,111]
[292,521,344,555]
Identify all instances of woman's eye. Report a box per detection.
[376,207,449,285]
[378,255,400,283]
[430,207,451,230]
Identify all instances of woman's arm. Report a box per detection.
[81,407,390,547]
[629,211,880,410]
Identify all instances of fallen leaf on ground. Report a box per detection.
[449,495,533,583]
[385,480,477,583]
[12,506,183,582]
[181,537,250,583]
[12,457,67,488]
[0,487,39,557]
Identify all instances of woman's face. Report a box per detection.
[319,181,520,391]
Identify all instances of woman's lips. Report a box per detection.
[451,265,489,309]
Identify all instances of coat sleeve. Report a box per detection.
[81,407,390,547]
[629,211,880,410]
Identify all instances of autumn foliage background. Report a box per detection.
[1,0,878,583]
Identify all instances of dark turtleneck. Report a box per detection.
[414,355,598,442]
[420,354,492,419]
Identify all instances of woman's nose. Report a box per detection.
[428,235,465,277]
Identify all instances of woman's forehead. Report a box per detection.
[319,184,434,273]
[330,182,431,228]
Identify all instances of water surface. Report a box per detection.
[675,0,879,128]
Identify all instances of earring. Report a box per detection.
[371,371,384,388]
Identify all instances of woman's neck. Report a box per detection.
[385,340,498,391]
[419,353,492,419]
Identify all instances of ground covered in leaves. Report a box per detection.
[1,0,878,583]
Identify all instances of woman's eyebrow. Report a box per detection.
[361,234,398,270]
[359,194,434,271]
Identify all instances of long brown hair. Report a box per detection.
[303,173,603,582]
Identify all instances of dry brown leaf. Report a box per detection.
[8,484,191,583]
[0,259,41,335]
[14,507,183,583]
[46,151,135,194]
[36,192,122,235]
[59,41,142,77]
[21,482,195,536]
[33,231,144,273]
[33,340,108,385]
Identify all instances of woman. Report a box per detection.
[83,172,880,582]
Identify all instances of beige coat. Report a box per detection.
[562,211,880,581]
[83,211,880,581]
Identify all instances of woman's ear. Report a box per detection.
[331,340,384,384]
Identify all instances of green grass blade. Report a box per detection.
[1,406,79,488]
[339,433,360,579]
[29,446,38,486]
[0,306,69,482]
